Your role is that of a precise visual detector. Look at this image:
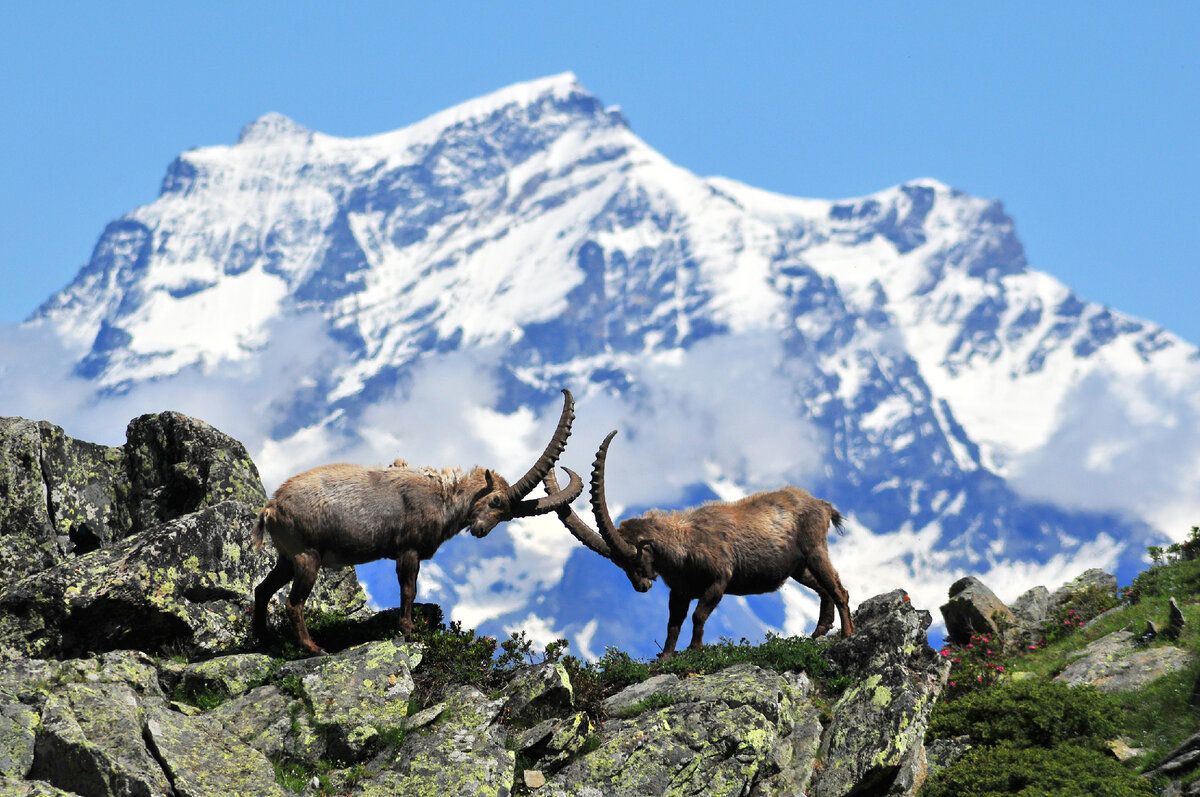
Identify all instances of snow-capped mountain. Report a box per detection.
[18,73,1200,658]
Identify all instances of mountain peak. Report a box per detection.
[237,112,313,145]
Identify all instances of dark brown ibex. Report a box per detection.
[253,390,582,654]
[545,430,853,660]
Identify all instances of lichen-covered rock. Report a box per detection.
[819,590,950,797]
[501,661,573,724]
[122,412,267,534]
[284,638,421,760]
[0,502,262,658]
[939,576,1015,643]
[1054,630,1194,692]
[0,418,122,583]
[0,652,162,713]
[29,682,172,797]
[1050,568,1118,610]
[210,685,329,768]
[601,673,679,715]
[545,663,821,796]
[0,412,266,590]
[0,500,367,659]
[515,711,595,775]
[0,703,38,778]
[361,685,514,797]
[175,653,276,702]
[0,775,77,795]
[143,704,285,796]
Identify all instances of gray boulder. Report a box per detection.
[939,576,1015,643]
[0,412,267,585]
[144,704,285,796]
[0,501,362,658]
[1054,630,1193,693]
[361,685,515,796]
[544,663,822,796]
[819,589,951,797]
[29,682,172,797]
[1050,568,1118,610]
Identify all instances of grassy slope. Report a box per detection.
[923,536,1200,795]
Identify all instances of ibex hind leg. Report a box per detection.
[792,567,836,638]
[286,550,325,655]
[805,551,855,637]
[253,558,294,641]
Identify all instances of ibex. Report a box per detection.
[545,431,853,660]
[253,389,583,654]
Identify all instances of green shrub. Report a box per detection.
[411,619,499,703]
[656,633,835,680]
[1128,558,1200,604]
[921,743,1155,797]
[1035,584,1121,646]
[928,679,1120,750]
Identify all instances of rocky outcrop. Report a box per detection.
[1054,630,1193,693]
[939,569,1194,697]
[0,414,366,661]
[0,414,952,795]
[939,576,1014,643]
[0,412,267,582]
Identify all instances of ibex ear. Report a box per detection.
[470,471,496,507]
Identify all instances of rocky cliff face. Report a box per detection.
[0,414,950,796]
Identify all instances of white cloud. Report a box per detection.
[1009,369,1200,541]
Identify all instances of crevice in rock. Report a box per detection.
[142,719,178,792]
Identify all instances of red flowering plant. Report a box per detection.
[939,632,1008,700]
[1038,585,1120,647]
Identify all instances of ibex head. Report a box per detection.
[466,389,583,538]
[544,430,657,592]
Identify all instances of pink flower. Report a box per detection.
[940,650,950,657]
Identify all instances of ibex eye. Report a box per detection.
[490,497,503,509]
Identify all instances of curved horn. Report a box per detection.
[542,468,611,557]
[511,467,584,518]
[590,430,638,563]
[505,389,575,505]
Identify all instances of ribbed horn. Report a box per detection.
[590,430,638,563]
[511,467,583,517]
[504,389,575,505]
[543,468,611,557]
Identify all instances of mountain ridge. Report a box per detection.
[12,74,1200,658]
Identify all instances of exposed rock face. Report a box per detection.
[0,415,365,660]
[0,413,953,795]
[939,576,1015,643]
[0,412,267,583]
[1054,630,1193,693]
[938,569,1195,697]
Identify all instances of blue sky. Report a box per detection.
[2,3,1198,343]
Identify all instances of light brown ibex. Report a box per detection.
[253,389,582,654]
[545,430,853,660]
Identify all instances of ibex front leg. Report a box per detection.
[657,590,692,662]
[396,550,420,640]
